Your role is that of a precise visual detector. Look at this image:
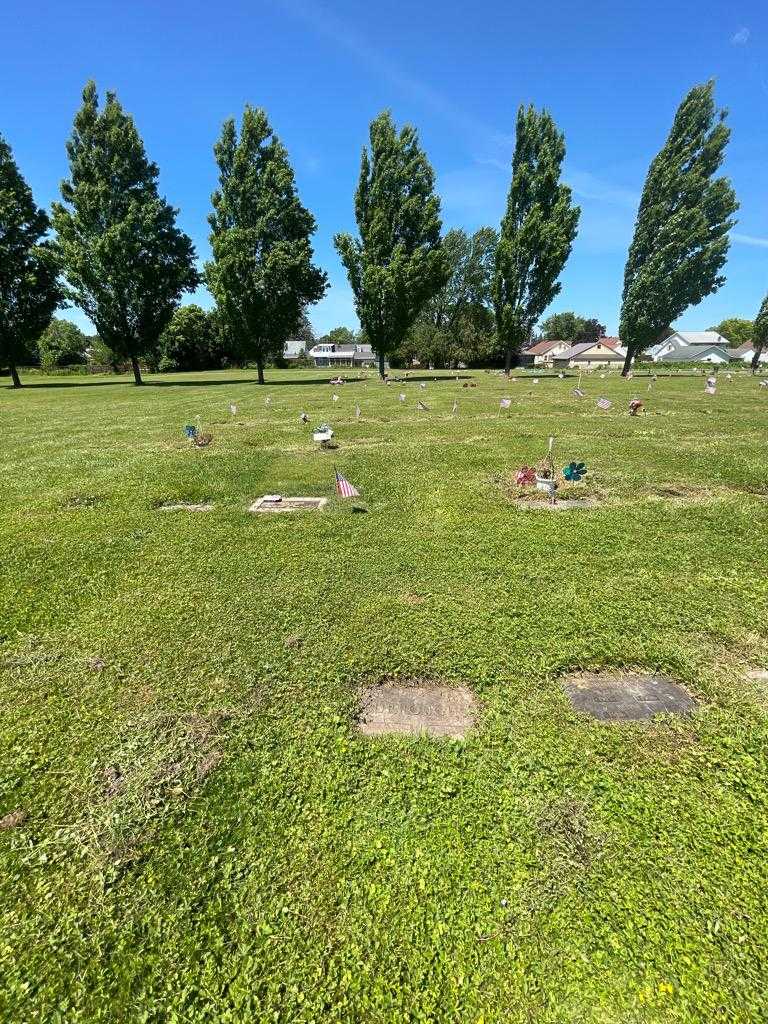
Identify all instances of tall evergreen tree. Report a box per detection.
[752,294,768,372]
[0,134,60,388]
[52,82,198,385]
[619,81,738,374]
[206,106,327,385]
[492,106,580,373]
[335,111,447,377]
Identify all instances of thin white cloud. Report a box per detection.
[731,27,750,46]
[565,170,639,209]
[732,231,768,248]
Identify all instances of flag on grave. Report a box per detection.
[300,412,309,423]
[399,392,406,402]
[597,397,612,410]
[265,396,272,407]
[452,400,458,415]
[500,398,512,409]
[417,400,429,411]
[419,382,427,389]
[335,468,360,498]
[572,387,585,398]
[229,403,237,416]
[355,404,361,420]
[332,393,339,402]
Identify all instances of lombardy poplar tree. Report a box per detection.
[619,81,738,374]
[492,105,580,373]
[752,294,768,372]
[0,134,60,388]
[206,106,327,385]
[335,111,447,377]
[52,82,198,385]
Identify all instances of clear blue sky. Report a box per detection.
[2,0,767,338]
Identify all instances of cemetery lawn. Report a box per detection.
[2,367,768,1024]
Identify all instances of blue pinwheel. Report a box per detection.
[563,461,587,482]
[183,425,198,440]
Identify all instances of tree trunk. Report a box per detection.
[621,348,633,376]
[256,355,265,384]
[504,344,513,375]
[378,351,386,378]
[9,364,22,388]
[130,357,144,386]
[751,347,762,373]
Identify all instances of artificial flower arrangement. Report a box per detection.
[514,437,587,501]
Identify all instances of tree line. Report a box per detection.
[2,79,766,387]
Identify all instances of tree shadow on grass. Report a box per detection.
[4,372,475,391]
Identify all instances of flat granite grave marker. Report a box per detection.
[249,496,327,513]
[357,683,476,738]
[562,671,697,721]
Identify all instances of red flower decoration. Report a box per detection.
[515,466,536,486]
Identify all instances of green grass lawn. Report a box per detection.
[2,366,768,1023]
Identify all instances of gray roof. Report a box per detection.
[658,344,731,362]
[670,331,729,347]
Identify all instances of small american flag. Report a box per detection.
[265,396,272,407]
[355,404,361,420]
[399,392,406,402]
[500,398,511,409]
[332,393,339,402]
[452,400,458,415]
[419,382,427,390]
[597,397,612,410]
[335,468,360,498]
[229,403,238,416]
[417,400,429,411]
[572,387,585,398]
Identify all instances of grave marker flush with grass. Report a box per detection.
[562,671,698,721]
[357,682,476,738]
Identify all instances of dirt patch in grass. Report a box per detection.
[81,709,240,872]
[155,501,214,512]
[357,679,476,738]
[64,495,104,508]
[562,670,698,721]
[400,593,427,605]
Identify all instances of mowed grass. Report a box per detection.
[1,366,768,1023]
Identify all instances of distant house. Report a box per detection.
[657,344,731,364]
[284,337,309,362]
[729,343,768,366]
[647,331,730,362]
[307,342,377,368]
[525,339,572,366]
[552,337,627,368]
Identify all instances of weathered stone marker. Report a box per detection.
[357,684,476,738]
[562,671,697,721]
[248,496,327,513]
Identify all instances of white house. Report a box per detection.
[730,343,768,366]
[307,342,377,368]
[647,331,730,362]
[662,344,731,364]
[525,339,573,365]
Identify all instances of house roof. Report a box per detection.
[527,339,563,356]
[558,340,625,361]
[729,343,753,357]
[659,344,731,362]
[670,331,728,347]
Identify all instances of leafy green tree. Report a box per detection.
[492,105,580,372]
[619,81,738,374]
[157,304,226,372]
[708,317,754,348]
[52,82,198,386]
[87,335,122,373]
[751,295,768,371]
[335,111,447,377]
[206,106,327,385]
[575,318,606,345]
[539,311,586,342]
[0,134,61,388]
[321,326,357,347]
[37,317,88,369]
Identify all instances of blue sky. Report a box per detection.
[2,0,767,338]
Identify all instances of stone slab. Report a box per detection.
[358,684,476,738]
[562,671,697,721]
[516,498,598,511]
[249,496,327,513]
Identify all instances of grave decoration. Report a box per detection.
[229,403,238,417]
[330,376,344,385]
[192,431,213,448]
[515,466,536,486]
[183,425,197,440]
[300,412,310,423]
[628,398,644,416]
[563,461,587,482]
[535,436,557,500]
[313,423,335,447]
